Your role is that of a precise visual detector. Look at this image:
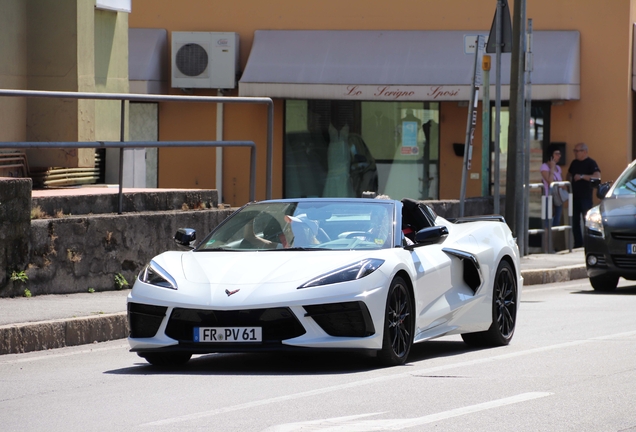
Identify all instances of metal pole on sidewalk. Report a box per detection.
[523,20,533,255]
[119,100,126,215]
[459,35,484,217]
[482,56,491,197]
[493,0,503,215]
[506,0,527,253]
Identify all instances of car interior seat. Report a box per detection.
[401,198,437,241]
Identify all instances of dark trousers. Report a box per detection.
[572,196,593,248]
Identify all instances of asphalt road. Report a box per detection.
[2,278,636,432]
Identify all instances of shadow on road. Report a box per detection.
[105,339,477,376]
[572,283,636,296]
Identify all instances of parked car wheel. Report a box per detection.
[462,260,517,347]
[589,274,619,292]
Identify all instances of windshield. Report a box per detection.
[197,200,395,251]
[608,161,636,198]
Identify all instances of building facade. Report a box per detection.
[2,0,636,209]
[0,0,130,185]
[126,0,636,206]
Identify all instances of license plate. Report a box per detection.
[628,244,636,254]
[194,327,262,342]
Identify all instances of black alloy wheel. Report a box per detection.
[378,276,414,366]
[462,260,517,347]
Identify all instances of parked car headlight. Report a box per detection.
[139,260,178,290]
[585,206,604,237]
[299,259,384,288]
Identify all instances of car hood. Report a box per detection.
[600,197,636,218]
[178,250,377,286]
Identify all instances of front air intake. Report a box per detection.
[128,303,168,338]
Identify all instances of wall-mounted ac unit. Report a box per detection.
[171,32,239,89]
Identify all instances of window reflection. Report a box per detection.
[285,100,439,200]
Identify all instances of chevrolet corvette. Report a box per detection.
[127,198,522,366]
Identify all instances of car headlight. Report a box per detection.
[298,259,384,289]
[139,260,178,290]
[585,205,604,237]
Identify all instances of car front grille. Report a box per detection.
[611,232,636,241]
[128,303,168,338]
[611,255,636,269]
[165,307,306,342]
[303,301,375,337]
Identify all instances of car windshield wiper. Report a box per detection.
[196,247,241,252]
[283,247,330,251]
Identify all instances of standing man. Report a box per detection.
[567,142,601,248]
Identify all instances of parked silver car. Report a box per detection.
[584,159,636,291]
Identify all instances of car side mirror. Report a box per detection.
[174,228,196,249]
[406,225,449,249]
[597,181,612,200]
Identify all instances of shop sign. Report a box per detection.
[342,85,467,101]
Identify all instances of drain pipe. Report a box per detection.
[216,90,224,204]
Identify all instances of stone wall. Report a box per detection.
[1,208,234,297]
[0,176,507,298]
[31,189,219,216]
[0,178,31,291]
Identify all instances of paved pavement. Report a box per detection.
[0,249,587,355]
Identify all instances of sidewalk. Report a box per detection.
[0,249,587,355]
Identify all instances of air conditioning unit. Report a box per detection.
[171,32,239,89]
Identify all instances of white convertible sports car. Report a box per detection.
[128,198,522,366]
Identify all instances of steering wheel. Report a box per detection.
[345,231,374,241]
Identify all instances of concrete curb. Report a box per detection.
[0,265,588,355]
[521,265,587,286]
[0,312,127,355]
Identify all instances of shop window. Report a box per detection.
[284,100,439,200]
[490,102,550,219]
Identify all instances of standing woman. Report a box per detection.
[540,144,564,226]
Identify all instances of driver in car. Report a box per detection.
[243,214,320,248]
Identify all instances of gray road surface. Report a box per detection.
[1,278,636,431]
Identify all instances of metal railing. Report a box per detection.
[546,181,573,253]
[0,89,274,212]
[0,140,256,213]
[527,183,546,249]
[528,181,573,253]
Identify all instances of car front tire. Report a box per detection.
[138,352,192,367]
[589,274,619,292]
[462,260,517,347]
[378,276,414,366]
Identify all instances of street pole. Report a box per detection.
[482,55,491,197]
[459,35,484,217]
[493,0,503,215]
[505,0,527,252]
[523,19,533,255]
[487,0,512,216]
